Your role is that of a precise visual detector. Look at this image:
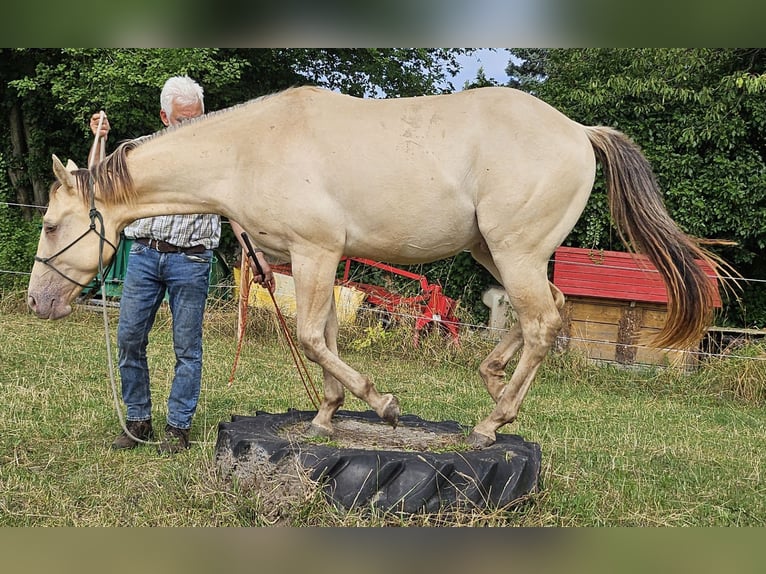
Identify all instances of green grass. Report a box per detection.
[1,291,765,526]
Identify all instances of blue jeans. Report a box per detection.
[117,242,212,430]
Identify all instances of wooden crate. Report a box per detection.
[555,296,696,368]
[553,247,721,369]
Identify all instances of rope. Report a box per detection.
[228,245,321,409]
[227,249,251,388]
[266,286,322,409]
[89,113,159,446]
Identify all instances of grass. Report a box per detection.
[1,290,765,526]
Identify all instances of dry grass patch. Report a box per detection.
[1,291,765,526]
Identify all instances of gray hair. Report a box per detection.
[160,76,205,116]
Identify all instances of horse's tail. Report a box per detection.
[585,125,729,349]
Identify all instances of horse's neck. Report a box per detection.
[121,138,232,223]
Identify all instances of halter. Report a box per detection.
[34,172,119,288]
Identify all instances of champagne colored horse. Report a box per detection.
[27,86,724,447]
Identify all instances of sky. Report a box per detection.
[452,49,512,90]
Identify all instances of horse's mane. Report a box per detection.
[79,87,303,205]
[87,139,139,206]
[49,144,137,207]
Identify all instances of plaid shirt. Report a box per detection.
[124,213,221,250]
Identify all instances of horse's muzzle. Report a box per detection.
[27,291,73,320]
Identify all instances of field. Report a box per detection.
[1,293,765,526]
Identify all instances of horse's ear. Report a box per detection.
[65,159,79,172]
[52,154,76,190]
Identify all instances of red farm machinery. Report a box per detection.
[338,257,461,345]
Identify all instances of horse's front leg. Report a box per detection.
[290,251,400,436]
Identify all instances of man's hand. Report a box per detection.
[231,221,275,292]
[88,111,110,168]
[90,111,110,138]
[248,249,275,293]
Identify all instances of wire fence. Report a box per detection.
[5,199,766,365]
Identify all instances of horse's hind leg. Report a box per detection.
[469,270,564,448]
[478,282,564,402]
[471,244,520,400]
[471,244,565,403]
[480,325,523,402]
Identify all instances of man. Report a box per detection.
[90,75,273,455]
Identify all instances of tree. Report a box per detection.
[1,49,467,217]
[509,49,766,326]
[0,48,468,290]
[462,66,501,91]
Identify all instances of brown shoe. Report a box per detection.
[157,424,190,455]
[111,419,154,450]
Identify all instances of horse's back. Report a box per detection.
[253,85,592,185]
[268,85,583,138]
[224,86,596,263]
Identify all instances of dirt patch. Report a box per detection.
[279,419,466,451]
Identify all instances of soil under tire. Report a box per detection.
[215,409,541,514]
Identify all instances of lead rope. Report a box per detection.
[267,286,322,409]
[229,234,321,409]
[90,111,158,446]
[227,246,252,387]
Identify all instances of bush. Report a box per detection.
[0,204,40,292]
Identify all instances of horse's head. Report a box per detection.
[27,155,121,319]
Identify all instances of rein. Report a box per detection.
[87,112,157,446]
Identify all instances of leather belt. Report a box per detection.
[134,237,206,254]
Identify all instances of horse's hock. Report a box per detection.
[215,410,542,515]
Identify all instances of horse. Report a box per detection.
[27,86,725,448]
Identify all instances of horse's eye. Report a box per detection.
[44,222,57,234]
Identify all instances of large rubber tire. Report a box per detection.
[215,409,541,514]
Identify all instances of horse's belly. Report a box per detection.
[345,211,479,263]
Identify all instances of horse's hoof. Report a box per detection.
[467,430,496,449]
[307,422,333,438]
[379,394,400,428]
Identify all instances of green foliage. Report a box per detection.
[509,49,766,326]
[0,206,38,290]
[462,66,502,91]
[11,48,766,328]
[7,49,252,147]
[0,153,39,291]
[0,48,470,302]
[348,322,392,351]
[289,48,468,97]
[0,48,465,206]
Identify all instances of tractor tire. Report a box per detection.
[215,409,541,515]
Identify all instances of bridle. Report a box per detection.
[34,173,119,288]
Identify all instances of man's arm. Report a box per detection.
[230,220,275,292]
[88,111,110,168]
